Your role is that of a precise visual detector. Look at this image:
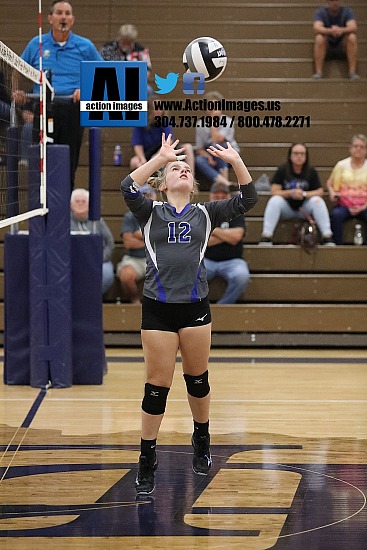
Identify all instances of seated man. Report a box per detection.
[70,188,115,294]
[117,184,157,303]
[327,134,367,244]
[204,182,250,304]
[313,0,359,79]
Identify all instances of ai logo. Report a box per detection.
[80,61,148,127]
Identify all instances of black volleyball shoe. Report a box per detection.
[191,434,212,475]
[135,454,158,494]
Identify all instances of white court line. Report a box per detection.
[14,398,367,403]
[0,399,39,402]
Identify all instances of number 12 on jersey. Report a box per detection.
[167,222,191,243]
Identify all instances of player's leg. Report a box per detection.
[179,322,212,474]
[135,327,179,494]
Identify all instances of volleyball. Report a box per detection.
[183,37,227,82]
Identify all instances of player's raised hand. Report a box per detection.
[207,142,241,165]
[208,142,252,186]
[158,134,186,164]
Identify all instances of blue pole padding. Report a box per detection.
[71,234,104,384]
[3,234,30,384]
[6,126,19,218]
[29,145,73,388]
[89,127,101,221]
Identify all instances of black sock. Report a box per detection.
[141,438,157,458]
[193,420,209,438]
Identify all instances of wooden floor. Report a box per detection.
[1,348,367,549]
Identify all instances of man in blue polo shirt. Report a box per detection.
[17,1,102,188]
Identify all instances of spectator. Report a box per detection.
[130,96,195,174]
[204,182,250,303]
[70,188,115,294]
[259,143,335,246]
[326,134,367,244]
[14,1,103,188]
[100,24,152,95]
[117,183,157,303]
[195,91,240,189]
[313,0,359,79]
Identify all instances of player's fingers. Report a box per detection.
[172,139,180,149]
[214,143,226,151]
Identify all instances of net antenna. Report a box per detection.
[0,34,53,230]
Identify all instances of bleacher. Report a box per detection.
[2,0,367,346]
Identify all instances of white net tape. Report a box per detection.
[0,42,39,84]
[0,41,49,229]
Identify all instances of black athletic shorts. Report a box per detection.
[326,38,346,59]
[141,296,211,332]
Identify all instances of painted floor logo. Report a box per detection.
[2,441,365,547]
[80,61,148,127]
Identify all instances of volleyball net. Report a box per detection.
[0,40,53,229]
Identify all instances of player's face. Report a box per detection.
[48,2,75,33]
[163,162,194,192]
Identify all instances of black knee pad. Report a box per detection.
[142,383,170,415]
[184,370,210,398]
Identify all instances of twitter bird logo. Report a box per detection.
[154,72,180,94]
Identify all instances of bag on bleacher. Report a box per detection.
[298,208,318,253]
[254,173,271,192]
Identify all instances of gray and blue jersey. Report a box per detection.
[121,175,257,303]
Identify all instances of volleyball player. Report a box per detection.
[120,134,258,494]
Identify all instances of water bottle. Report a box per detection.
[113,145,122,166]
[353,224,363,246]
